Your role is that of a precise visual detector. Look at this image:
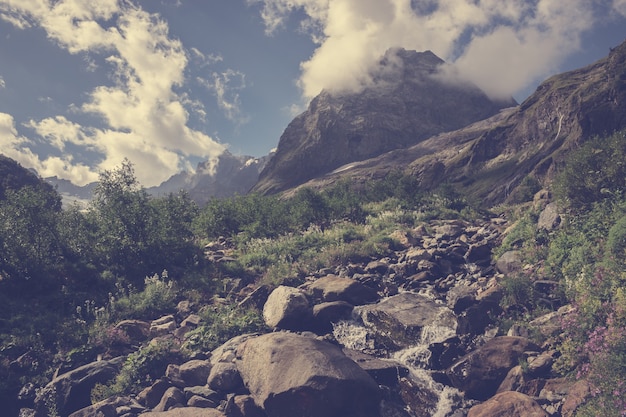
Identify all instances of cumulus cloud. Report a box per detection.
[0,0,225,186]
[197,69,249,125]
[0,75,5,89]
[251,0,617,100]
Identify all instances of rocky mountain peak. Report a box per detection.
[252,48,516,195]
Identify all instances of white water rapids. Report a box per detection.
[333,318,466,417]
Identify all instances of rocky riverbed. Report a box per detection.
[20,201,586,417]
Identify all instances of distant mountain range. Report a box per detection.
[45,150,272,206]
[38,40,626,207]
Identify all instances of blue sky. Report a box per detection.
[0,0,625,187]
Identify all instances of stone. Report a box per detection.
[232,395,266,417]
[312,301,354,334]
[140,408,226,416]
[343,349,409,386]
[206,361,244,393]
[356,292,457,349]
[69,396,144,417]
[262,285,312,330]
[34,357,124,417]
[467,391,548,417]
[446,336,540,400]
[183,387,221,403]
[495,250,523,275]
[179,360,212,387]
[561,380,592,417]
[537,202,561,230]
[236,332,381,417]
[153,387,186,412]
[187,395,216,409]
[138,378,173,409]
[114,320,151,343]
[306,275,378,305]
[166,364,186,388]
[151,315,177,337]
[464,240,492,265]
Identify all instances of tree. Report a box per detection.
[0,184,62,288]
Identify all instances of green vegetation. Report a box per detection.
[0,160,474,412]
[497,128,626,416]
[3,130,626,415]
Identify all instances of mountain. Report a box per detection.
[252,48,517,195]
[44,176,97,205]
[276,40,626,207]
[148,150,272,205]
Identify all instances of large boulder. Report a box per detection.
[467,391,548,417]
[446,336,540,400]
[236,332,381,417]
[140,408,226,416]
[262,286,312,330]
[355,292,457,349]
[34,357,124,417]
[306,275,378,305]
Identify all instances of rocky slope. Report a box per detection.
[23,199,582,417]
[286,40,626,207]
[252,48,516,195]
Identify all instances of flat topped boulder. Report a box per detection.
[467,391,548,417]
[355,292,457,348]
[236,332,381,417]
[306,275,378,305]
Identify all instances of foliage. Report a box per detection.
[182,305,266,354]
[553,129,626,209]
[92,338,183,401]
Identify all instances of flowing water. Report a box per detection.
[334,318,467,417]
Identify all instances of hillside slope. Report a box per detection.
[291,40,626,206]
[253,48,516,195]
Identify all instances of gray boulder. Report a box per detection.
[306,275,378,305]
[34,357,124,417]
[236,332,381,417]
[262,286,312,330]
[141,408,226,416]
[355,292,457,349]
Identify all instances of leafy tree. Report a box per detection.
[0,184,62,287]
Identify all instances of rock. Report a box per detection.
[496,365,526,393]
[176,315,203,339]
[356,292,457,349]
[187,395,216,408]
[398,376,441,417]
[138,378,173,409]
[495,250,523,275]
[207,362,244,393]
[537,202,561,230]
[236,332,381,417]
[140,408,226,416]
[231,395,266,417]
[306,275,378,305]
[34,357,124,417]
[464,240,492,265]
[446,284,477,313]
[151,315,177,337]
[183,387,221,404]
[526,351,554,376]
[179,360,212,387]
[529,304,575,338]
[446,336,540,400]
[262,285,312,330]
[343,349,409,386]
[237,285,270,310]
[467,391,548,417]
[153,387,186,412]
[561,380,592,417]
[312,301,354,334]
[69,396,144,417]
[114,320,150,343]
[166,364,186,388]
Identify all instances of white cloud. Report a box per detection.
[615,0,626,16]
[252,0,610,100]
[0,75,5,88]
[0,0,226,186]
[197,69,249,124]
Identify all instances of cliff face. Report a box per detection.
[284,40,626,206]
[252,48,516,195]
